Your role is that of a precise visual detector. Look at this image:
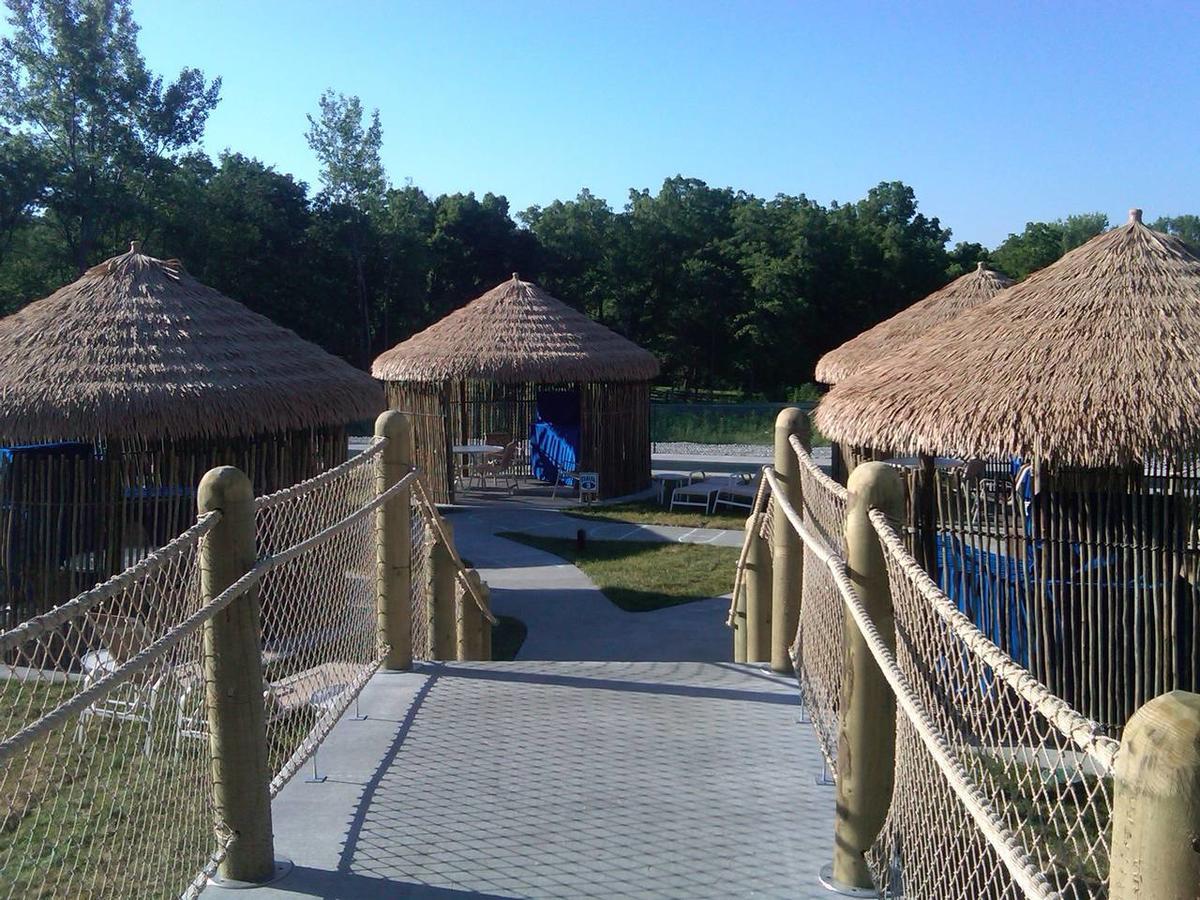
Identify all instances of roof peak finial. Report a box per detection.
[976,261,986,272]
[1129,208,1143,224]
[512,272,520,282]
[129,240,142,254]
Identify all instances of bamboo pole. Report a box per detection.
[376,411,414,671]
[1110,690,1200,898]
[770,407,809,673]
[198,466,275,884]
[829,461,904,892]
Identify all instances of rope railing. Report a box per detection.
[0,429,493,899]
[413,477,497,625]
[775,440,1117,898]
[726,471,771,627]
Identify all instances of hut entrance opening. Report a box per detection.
[384,379,651,503]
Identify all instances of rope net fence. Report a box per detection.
[791,435,848,777]
[0,436,460,899]
[782,441,1116,898]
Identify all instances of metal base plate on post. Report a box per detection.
[210,858,294,889]
[818,864,879,897]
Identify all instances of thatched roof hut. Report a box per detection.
[373,275,659,501]
[815,210,1200,468]
[0,243,382,623]
[814,263,1012,385]
[372,274,659,384]
[0,243,382,442]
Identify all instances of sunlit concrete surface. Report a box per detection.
[204,661,834,899]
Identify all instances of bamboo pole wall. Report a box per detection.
[900,458,1200,734]
[383,379,652,503]
[0,426,347,629]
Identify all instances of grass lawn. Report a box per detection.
[0,678,320,899]
[497,533,737,612]
[566,500,748,531]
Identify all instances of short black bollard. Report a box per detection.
[576,528,587,552]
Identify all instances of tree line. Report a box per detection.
[2,0,1197,399]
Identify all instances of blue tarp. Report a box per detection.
[529,390,580,484]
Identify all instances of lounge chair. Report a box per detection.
[713,472,760,513]
[669,472,720,514]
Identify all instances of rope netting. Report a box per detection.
[781,441,1116,898]
[0,515,227,899]
[252,439,387,794]
[869,508,1116,899]
[0,436,461,898]
[790,437,848,776]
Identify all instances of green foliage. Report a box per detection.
[991,213,1109,280]
[0,0,220,272]
[1151,214,1200,252]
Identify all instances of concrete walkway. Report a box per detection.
[206,662,833,899]
[447,508,736,661]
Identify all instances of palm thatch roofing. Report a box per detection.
[371,274,660,384]
[0,243,383,443]
[815,210,1200,468]
[814,263,1012,385]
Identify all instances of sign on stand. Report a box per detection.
[577,472,599,504]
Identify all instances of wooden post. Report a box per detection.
[1110,691,1200,898]
[458,569,486,660]
[770,407,809,673]
[376,411,413,671]
[745,516,772,664]
[732,519,750,663]
[431,516,457,660]
[198,466,275,884]
[479,578,493,662]
[830,461,904,892]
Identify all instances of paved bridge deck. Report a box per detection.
[208,661,833,899]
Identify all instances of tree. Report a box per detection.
[0,0,220,271]
[991,213,1107,280]
[0,127,45,264]
[1152,215,1200,252]
[305,90,386,366]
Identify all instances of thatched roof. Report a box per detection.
[815,210,1200,468]
[814,263,1012,385]
[371,275,660,384]
[0,244,382,443]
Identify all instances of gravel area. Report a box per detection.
[652,442,833,466]
[652,441,772,458]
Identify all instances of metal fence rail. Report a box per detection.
[0,416,492,899]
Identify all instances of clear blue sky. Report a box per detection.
[125,1,1200,246]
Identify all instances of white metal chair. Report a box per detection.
[76,613,166,755]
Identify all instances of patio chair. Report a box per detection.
[713,472,760,513]
[669,472,720,514]
[76,612,166,754]
[469,441,520,492]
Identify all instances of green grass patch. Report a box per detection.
[497,533,737,612]
[566,500,747,531]
[0,677,321,898]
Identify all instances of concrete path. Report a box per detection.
[447,508,734,662]
[206,661,833,899]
